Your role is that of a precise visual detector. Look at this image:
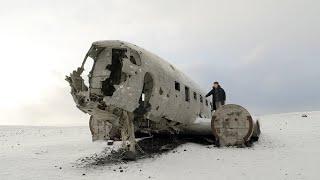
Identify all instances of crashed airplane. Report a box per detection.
[66,40,260,155]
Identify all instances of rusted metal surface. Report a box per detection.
[211,104,259,146]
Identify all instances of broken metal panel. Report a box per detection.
[103,70,145,112]
[89,116,120,141]
[90,77,105,89]
[121,60,141,76]
[92,48,112,77]
[121,49,141,76]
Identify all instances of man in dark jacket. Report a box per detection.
[205,82,226,111]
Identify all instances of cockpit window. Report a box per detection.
[82,57,94,88]
[81,45,104,88]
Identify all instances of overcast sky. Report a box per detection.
[0,0,319,125]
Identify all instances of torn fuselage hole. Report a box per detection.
[130,56,137,65]
[134,73,154,116]
[129,50,141,66]
[101,49,127,96]
[142,73,153,103]
[174,81,180,91]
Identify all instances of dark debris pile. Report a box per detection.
[77,135,215,167]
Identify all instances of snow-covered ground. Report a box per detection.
[1,111,320,180]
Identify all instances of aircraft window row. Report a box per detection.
[174,81,210,107]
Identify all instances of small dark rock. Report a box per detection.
[107,140,114,145]
[120,170,124,173]
[183,149,187,152]
[302,114,308,117]
[82,173,86,176]
[59,167,62,169]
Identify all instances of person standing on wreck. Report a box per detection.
[205,81,226,111]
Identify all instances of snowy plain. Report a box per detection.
[1,111,320,180]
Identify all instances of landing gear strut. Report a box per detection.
[119,110,137,160]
